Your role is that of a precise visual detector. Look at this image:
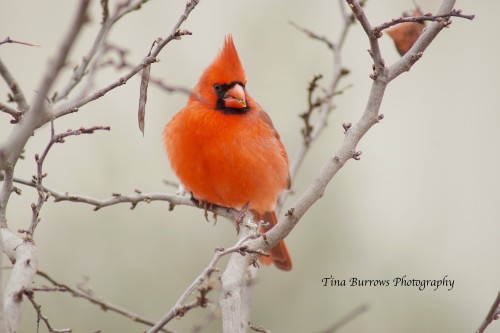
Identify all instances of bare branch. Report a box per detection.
[277,0,354,213]
[0,103,21,123]
[234,4,473,321]
[1,227,38,333]
[34,270,172,333]
[0,37,39,48]
[317,304,369,333]
[53,0,199,119]
[0,0,91,171]
[11,176,243,223]
[345,0,384,67]
[0,58,29,113]
[102,43,192,95]
[54,0,152,103]
[288,21,334,50]
[373,8,475,34]
[24,289,71,333]
[475,292,500,333]
[218,224,258,333]
[27,126,110,238]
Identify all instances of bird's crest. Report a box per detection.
[194,36,247,101]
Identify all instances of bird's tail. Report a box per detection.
[256,211,292,271]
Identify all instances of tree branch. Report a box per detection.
[1,227,39,333]
[11,177,243,224]
[317,304,369,333]
[27,125,110,238]
[52,0,199,119]
[373,9,475,34]
[475,292,500,333]
[23,289,71,333]
[0,57,29,113]
[0,37,39,48]
[0,0,91,171]
[54,0,151,103]
[219,2,473,331]
[266,0,466,264]
[33,270,172,333]
[277,0,353,213]
[0,102,22,123]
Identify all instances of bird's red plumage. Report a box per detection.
[164,36,292,271]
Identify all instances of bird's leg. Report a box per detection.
[234,202,251,234]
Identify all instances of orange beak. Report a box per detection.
[223,84,247,108]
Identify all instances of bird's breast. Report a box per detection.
[164,105,288,213]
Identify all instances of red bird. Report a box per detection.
[163,36,292,271]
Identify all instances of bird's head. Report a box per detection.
[193,35,249,114]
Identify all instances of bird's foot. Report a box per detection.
[234,202,251,234]
[190,195,217,224]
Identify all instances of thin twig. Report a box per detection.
[317,304,369,333]
[11,177,242,222]
[54,0,151,102]
[373,9,475,34]
[27,126,110,237]
[277,0,354,213]
[288,21,334,50]
[0,37,39,48]
[475,292,500,333]
[102,43,192,95]
[35,270,172,333]
[248,322,272,333]
[0,103,22,123]
[0,0,91,172]
[23,289,71,333]
[53,0,199,119]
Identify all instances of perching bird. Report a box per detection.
[163,36,292,271]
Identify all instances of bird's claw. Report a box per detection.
[234,202,251,234]
[190,195,216,223]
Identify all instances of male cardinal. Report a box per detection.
[163,36,292,271]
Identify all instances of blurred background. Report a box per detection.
[1,1,498,332]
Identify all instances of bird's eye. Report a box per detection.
[214,84,222,92]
